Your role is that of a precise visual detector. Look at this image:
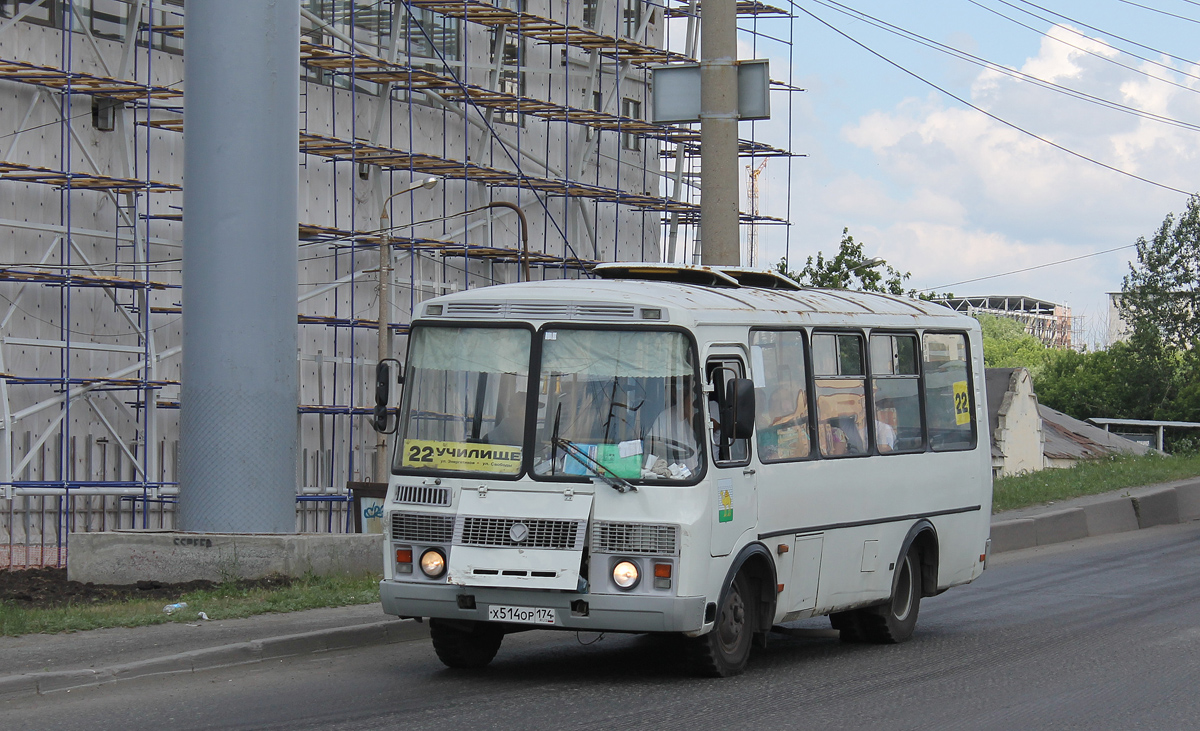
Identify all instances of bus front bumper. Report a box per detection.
[380,580,707,633]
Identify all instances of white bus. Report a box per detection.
[374,264,992,676]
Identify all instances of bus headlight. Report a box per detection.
[419,548,447,578]
[613,560,640,590]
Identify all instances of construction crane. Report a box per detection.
[745,160,768,267]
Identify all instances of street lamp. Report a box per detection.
[375,176,438,482]
[483,201,530,282]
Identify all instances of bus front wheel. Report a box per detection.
[689,571,756,677]
[429,619,504,669]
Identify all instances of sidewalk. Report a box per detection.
[4,476,1199,700]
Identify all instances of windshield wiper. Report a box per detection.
[550,436,637,493]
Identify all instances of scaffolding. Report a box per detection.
[0,0,797,568]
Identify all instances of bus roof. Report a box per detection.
[420,276,977,330]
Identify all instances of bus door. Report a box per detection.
[706,352,758,558]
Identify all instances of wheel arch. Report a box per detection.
[897,520,940,598]
[719,541,778,639]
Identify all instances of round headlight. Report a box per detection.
[419,548,446,578]
[612,560,640,589]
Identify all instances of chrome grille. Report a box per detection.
[591,522,679,556]
[457,516,584,550]
[391,512,454,543]
[394,485,452,507]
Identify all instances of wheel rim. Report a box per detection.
[717,583,747,652]
[892,554,914,622]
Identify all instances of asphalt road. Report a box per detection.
[7,522,1200,731]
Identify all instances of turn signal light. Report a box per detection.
[653,563,672,578]
[395,549,413,564]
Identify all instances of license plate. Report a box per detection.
[487,605,557,625]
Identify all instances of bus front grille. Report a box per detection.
[457,516,585,550]
[591,522,679,556]
[391,512,455,543]
[394,484,452,507]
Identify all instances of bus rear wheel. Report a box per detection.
[429,619,504,669]
[859,547,921,644]
[689,571,756,677]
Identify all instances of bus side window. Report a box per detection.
[813,333,867,457]
[750,330,811,462]
[706,358,750,465]
[869,333,923,454]
[922,332,976,451]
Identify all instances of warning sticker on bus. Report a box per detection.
[952,381,971,426]
[402,439,522,473]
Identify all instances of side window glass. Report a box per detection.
[706,358,750,465]
[813,334,867,457]
[923,332,976,451]
[750,331,811,462]
[870,334,923,454]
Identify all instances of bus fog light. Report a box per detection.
[613,560,640,589]
[419,548,447,578]
[653,577,671,590]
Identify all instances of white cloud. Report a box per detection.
[772,23,1199,326]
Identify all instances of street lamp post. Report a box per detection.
[375,176,438,483]
[483,201,530,282]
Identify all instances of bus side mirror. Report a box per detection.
[372,359,402,434]
[720,378,756,442]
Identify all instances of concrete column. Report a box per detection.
[180,1,300,533]
[699,0,740,266]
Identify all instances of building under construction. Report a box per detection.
[934,295,1080,350]
[0,0,797,566]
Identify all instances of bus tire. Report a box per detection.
[429,619,504,669]
[859,546,921,644]
[689,571,756,677]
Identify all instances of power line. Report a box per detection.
[965,0,1200,94]
[810,0,1200,132]
[921,243,1135,291]
[1005,0,1200,66]
[1114,0,1200,25]
[794,1,1196,197]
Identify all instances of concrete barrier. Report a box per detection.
[1081,497,1140,537]
[1174,480,1200,522]
[1131,489,1180,529]
[990,518,1036,553]
[68,531,385,584]
[1033,508,1089,546]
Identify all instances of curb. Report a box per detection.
[991,478,1200,555]
[0,618,430,700]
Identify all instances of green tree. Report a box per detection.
[1121,194,1200,351]
[776,228,910,294]
[977,314,1049,372]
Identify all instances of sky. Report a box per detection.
[701,0,1200,348]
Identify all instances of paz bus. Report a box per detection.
[372,264,992,676]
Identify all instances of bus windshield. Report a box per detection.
[397,325,532,475]
[532,328,703,482]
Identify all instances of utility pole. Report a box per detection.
[699,0,740,266]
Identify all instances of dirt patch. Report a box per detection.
[0,568,294,609]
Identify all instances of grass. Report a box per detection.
[993,453,1200,513]
[0,572,381,637]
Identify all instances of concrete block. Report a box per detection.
[109,655,198,682]
[68,532,385,584]
[1033,508,1089,546]
[0,674,40,700]
[1174,480,1200,522]
[1081,498,1139,536]
[257,633,329,660]
[989,518,1036,554]
[1131,488,1180,529]
[321,623,390,652]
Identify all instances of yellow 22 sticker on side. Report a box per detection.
[952,381,971,426]
[402,439,522,473]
